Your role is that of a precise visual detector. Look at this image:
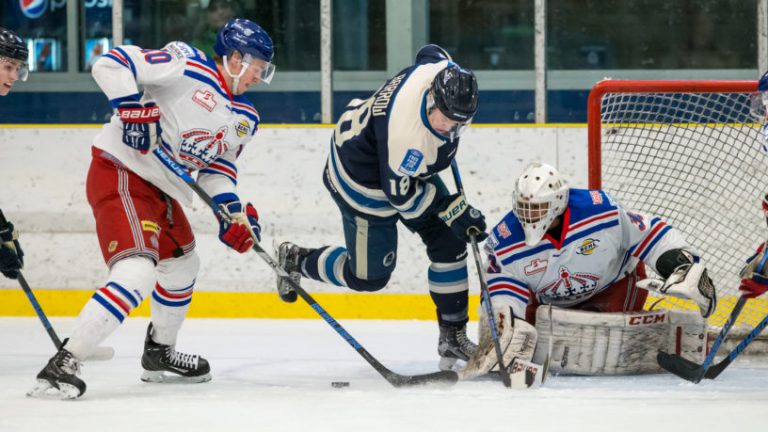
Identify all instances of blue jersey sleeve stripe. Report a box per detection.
[501,243,555,266]
[211,192,240,205]
[489,290,529,304]
[562,220,620,248]
[638,225,672,261]
[486,275,527,287]
[183,70,229,100]
[200,168,237,185]
[109,93,142,108]
[231,107,259,122]
[112,47,136,79]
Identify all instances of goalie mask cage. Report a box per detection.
[588,79,768,331]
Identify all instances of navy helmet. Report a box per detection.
[214,18,275,85]
[0,27,29,81]
[430,65,478,122]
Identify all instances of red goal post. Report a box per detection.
[586,79,768,330]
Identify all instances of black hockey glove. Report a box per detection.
[118,101,162,154]
[0,220,24,279]
[437,194,488,243]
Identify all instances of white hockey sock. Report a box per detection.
[150,253,199,346]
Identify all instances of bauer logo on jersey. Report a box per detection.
[398,149,424,176]
[192,90,217,112]
[179,127,230,168]
[576,238,600,255]
[235,120,250,137]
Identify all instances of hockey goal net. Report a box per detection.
[588,79,768,331]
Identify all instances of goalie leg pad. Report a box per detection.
[532,307,706,375]
[460,302,537,380]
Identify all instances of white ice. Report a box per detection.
[1,317,767,432]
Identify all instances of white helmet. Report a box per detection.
[513,162,570,246]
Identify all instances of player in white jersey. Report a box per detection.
[275,45,487,371]
[0,28,28,279]
[463,162,717,378]
[29,18,274,399]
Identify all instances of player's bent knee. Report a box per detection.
[108,255,157,300]
[345,273,390,292]
[156,251,200,289]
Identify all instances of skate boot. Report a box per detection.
[140,323,211,383]
[275,241,310,303]
[438,321,478,371]
[28,346,86,399]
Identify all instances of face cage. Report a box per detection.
[426,92,472,140]
[513,199,559,246]
[0,56,28,82]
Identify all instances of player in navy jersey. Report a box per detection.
[30,18,272,399]
[0,28,28,279]
[462,162,718,378]
[275,44,487,371]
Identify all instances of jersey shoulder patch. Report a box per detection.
[568,189,619,224]
[397,148,424,176]
[491,210,526,250]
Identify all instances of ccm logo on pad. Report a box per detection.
[627,313,666,325]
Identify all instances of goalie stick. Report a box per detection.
[657,249,768,383]
[153,147,458,388]
[0,210,114,361]
[449,161,513,388]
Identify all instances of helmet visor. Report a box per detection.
[242,53,275,84]
[426,92,472,140]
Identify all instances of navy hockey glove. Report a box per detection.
[438,194,488,243]
[117,101,161,154]
[0,220,24,279]
[217,202,261,253]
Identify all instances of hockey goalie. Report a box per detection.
[460,162,717,385]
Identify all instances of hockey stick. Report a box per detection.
[153,147,457,387]
[449,160,513,388]
[656,252,768,383]
[0,210,114,361]
[704,312,768,379]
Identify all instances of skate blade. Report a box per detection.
[26,379,83,400]
[141,370,212,384]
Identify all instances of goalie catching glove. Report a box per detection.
[460,296,539,386]
[637,251,717,318]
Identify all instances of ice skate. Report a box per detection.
[28,347,86,399]
[437,322,477,371]
[275,241,310,303]
[140,323,211,383]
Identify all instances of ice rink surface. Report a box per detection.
[1,317,767,432]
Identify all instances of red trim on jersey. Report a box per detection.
[632,221,667,258]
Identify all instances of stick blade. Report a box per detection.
[703,358,731,380]
[657,351,706,383]
[386,370,459,388]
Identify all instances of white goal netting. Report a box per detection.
[590,80,768,329]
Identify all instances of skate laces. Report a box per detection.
[166,347,198,369]
[57,350,82,376]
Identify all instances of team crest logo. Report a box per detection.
[383,251,396,267]
[627,211,646,231]
[179,126,230,168]
[524,258,548,276]
[235,120,250,137]
[539,266,600,302]
[192,90,217,112]
[107,240,118,253]
[20,0,47,19]
[590,191,603,205]
[576,238,600,255]
[497,222,511,239]
[398,149,423,176]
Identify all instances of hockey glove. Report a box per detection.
[738,244,768,299]
[437,194,488,242]
[0,220,24,279]
[637,262,717,318]
[117,101,161,154]
[217,202,261,253]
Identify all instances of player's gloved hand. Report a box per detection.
[0,219,24,279]
[217,202,261,253]
[437,194,488,242]
[739,244,768,299]
[117,101,161,154]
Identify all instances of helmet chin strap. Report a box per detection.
[222,54,248,95]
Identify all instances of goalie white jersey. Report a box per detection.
[484,189,693,319]
[90,41,260,205]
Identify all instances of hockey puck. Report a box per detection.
[331,381,350,388]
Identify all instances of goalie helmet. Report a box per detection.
[214,18,275,85]
[512,162,570,246]
[0,27,29,82]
